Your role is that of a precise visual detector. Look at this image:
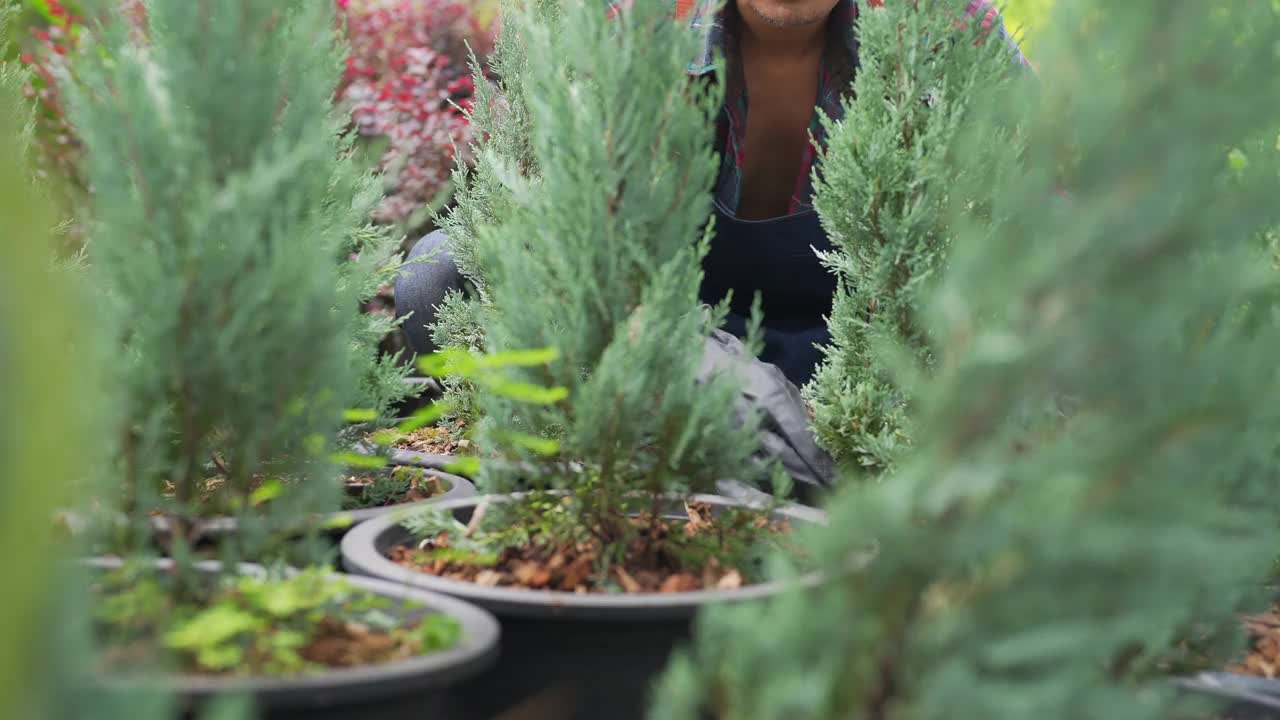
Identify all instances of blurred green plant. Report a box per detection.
[1,39,252,719]
[804,0,1024,478]
[651,1,1280,718]
[366,346,569,478]
[0,20,78,710]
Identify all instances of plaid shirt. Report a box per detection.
[674,0,1027,217]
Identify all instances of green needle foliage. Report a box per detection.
[464,0,761,536]
[804,0,1023,478]
[68,0,398,562]
[651,2,1280,719]
[430,0,552,418]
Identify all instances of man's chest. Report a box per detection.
[736,59,822,220]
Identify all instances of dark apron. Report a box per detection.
[699,200,837,387]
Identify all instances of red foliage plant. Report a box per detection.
[336,0,495,228]
[20,0,491,236]
[20,0,86,197]
[20,0,146,229]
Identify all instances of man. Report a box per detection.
[396,0,1023,495]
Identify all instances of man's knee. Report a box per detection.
[395,230,464,355]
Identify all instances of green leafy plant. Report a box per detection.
[650,2,1280,718]
[94,567,460,676]
[803,0,1024,478]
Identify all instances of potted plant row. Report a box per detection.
[62,1,501,717]
[336,1,839,717]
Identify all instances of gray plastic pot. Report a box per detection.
[340,493,829,720]
[88,557,500,720]
[1177,671,1280,719]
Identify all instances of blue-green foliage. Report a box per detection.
[68,0,398,560]
[465,0,760,523]
[430,0,550,419]
[804,0,1023,478]
[651,2,1280,718]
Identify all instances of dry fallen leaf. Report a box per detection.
[684,501,714,536]
[475,569,503,587]
[559,556,594,591]
[614,567,642,593]
[513,561,541,586]
[660,573,700,593]
[716,569,743,591]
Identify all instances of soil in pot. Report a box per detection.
[387,494,798,594]
[91,561,498,720]
[342,493,824,720]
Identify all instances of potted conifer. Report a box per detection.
[68,2,499,717]
[649,2,1280,720]
[341,0,826,717]
[57,0,475,550]
[802,0,1024,479]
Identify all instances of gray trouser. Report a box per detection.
[395,230,465,356]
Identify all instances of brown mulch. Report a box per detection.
[387,501,789,594]
[385,419,473,455]
[1230,605,1280,678]
[297,617,421,667]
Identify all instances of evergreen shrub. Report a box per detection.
[407,0,774,577]
[803,0,1023,478]
[651,1,1280,718]
[69,0,398,560]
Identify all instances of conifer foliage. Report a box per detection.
[651,2,1280,719]
[69,0,399,552]
[427,0,545,417]
[465,0,760,529]
[804,0,1021,476]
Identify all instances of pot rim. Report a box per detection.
[85,557,501,705]
[1175,671,1280,711]
[340,492,844,620]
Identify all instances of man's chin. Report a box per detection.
[741,0,838,29]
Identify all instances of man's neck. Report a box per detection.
[734,0,831,62]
